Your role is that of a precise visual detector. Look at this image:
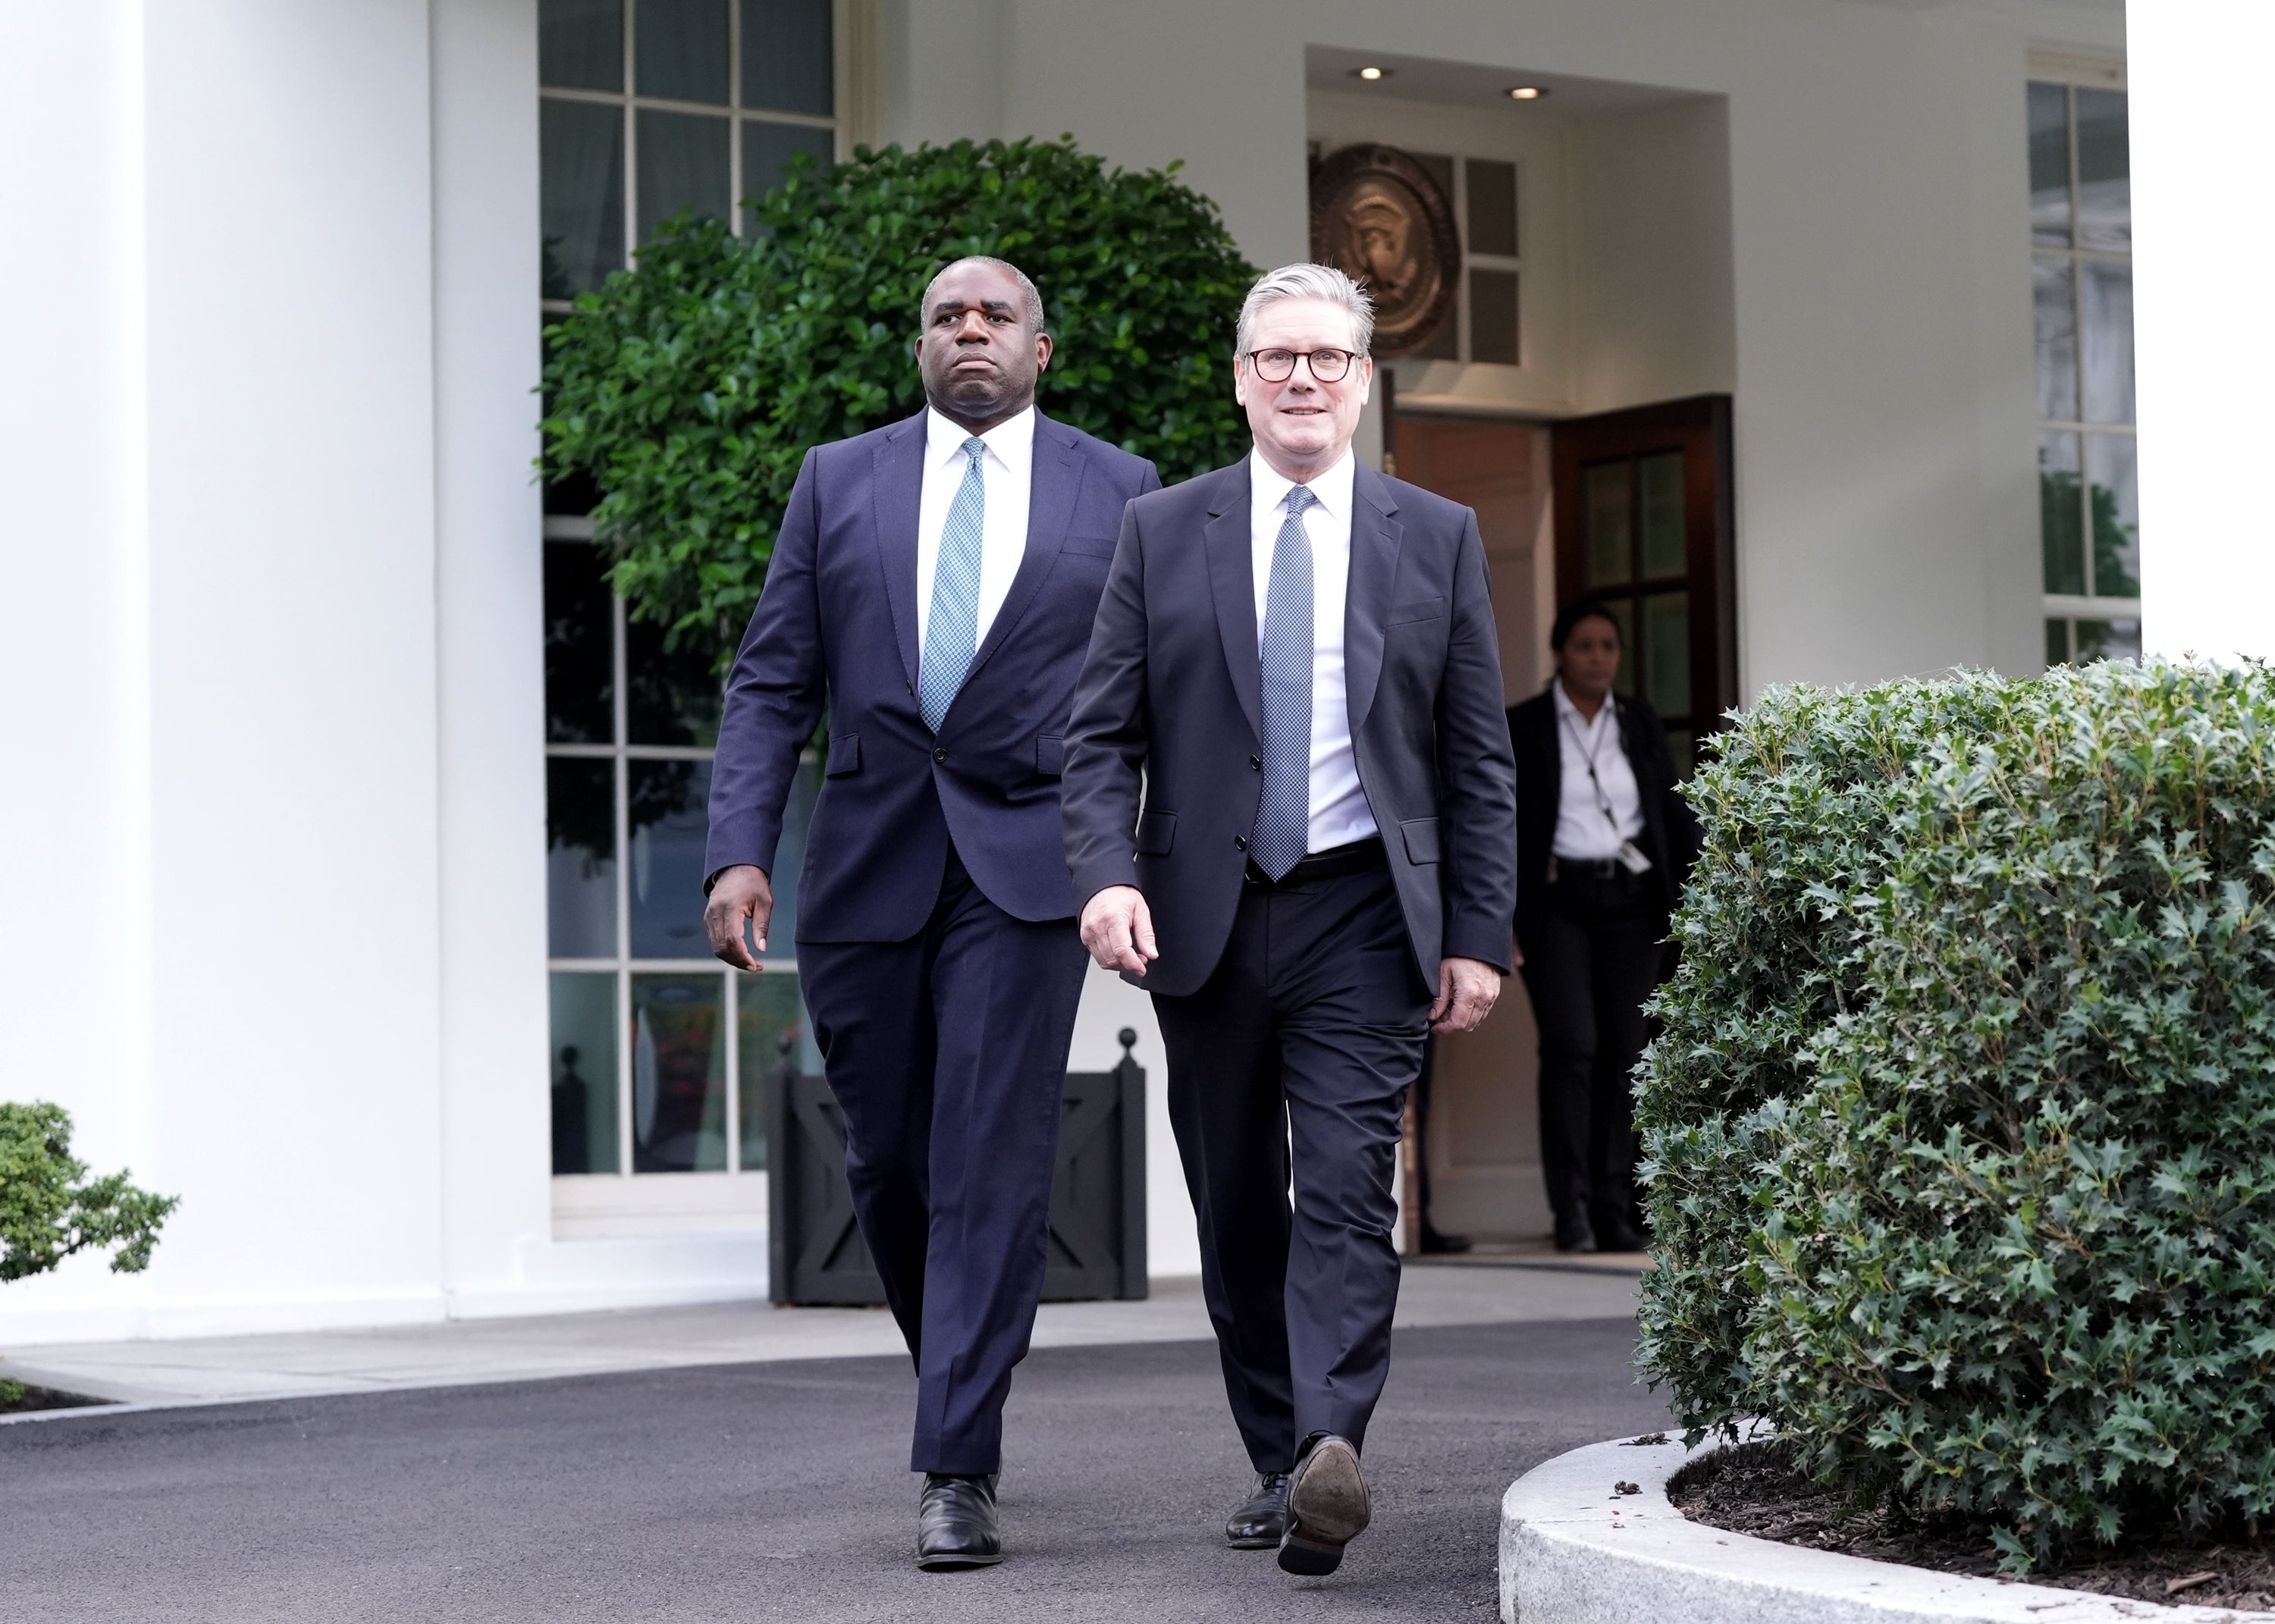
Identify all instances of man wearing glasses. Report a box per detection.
[1062,264,1517,1578]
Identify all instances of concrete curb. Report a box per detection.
[1499,1434,2261,1623]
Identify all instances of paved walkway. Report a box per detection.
[1,1259,1642,1410]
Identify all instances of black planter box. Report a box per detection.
[766,1030,1149,1305]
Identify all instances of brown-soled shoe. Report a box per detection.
[916,1472,1002,1570]
[1225,1470,1293,1548]
[1278,1434,1370,1575]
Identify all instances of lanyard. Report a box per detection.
[1558,701,1624,838]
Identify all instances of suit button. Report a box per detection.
[933,747,947,763]
[1233,836,1247,851]
[1249,755,1261,771]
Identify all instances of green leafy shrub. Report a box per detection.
[541,136,1257,662]
[1638,660,2275,1568]
[0,1102,178,1281]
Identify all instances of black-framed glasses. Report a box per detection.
[1244,346,1358,383]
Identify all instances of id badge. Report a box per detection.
[1615,839,1654,876]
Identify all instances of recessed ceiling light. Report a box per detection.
[1507,85,1547,100]
[1353,66,1390,82]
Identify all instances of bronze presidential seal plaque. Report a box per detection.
[1309,143,1461,356]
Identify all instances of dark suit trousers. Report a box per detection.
[1152,848,1432,1470]
[797,843,1089,1475]
[1518,870,1665,1235]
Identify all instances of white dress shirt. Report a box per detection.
[1249,447,1378,854]
[915,406,1034,658]
[1551,679,1646,861]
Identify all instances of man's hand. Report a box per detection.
[1080,885,1158,976]
[704,865,774,973]
[1431,955,1502,1034]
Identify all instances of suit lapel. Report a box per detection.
[1345,463,1404,734]
[963,413,1084,682]
[1204,462,1263,747]
[871,412,927,688]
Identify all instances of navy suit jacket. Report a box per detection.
[704,409,1160,940]
[1060,458,1518,998]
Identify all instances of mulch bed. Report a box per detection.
[0,1380,106,1417]
[1670,1439,2275,1614]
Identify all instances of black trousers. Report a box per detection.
[797,844,1090,1475]
[1517,870,1666,1237]
[1152,845,1432,1471]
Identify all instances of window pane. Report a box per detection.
[2028,82,2071,247]
[551,972,620,1174]
[2073,617,2142,663]
[742,118,834,224]
[2074,89,2129,252]
[1640,451,1685,578]
[637,108,732,243]
[763,758,824,958]
[1605,598,1636,699]
[2079,259,2134,425]
[743,0,833,116]
[548,757,618,958]
[1584,462,1632,586]
[2033,256,2077,422]
[627,616,723,746]
[631,974,728,1172]
[545,541,614,743]
[1467,268,1519,365]
[541,0,623,91]
[636,0,728,104]
[2086,433,2139,599]
[2038,431,2084,595]
[1663,729,1694,784]
[1643,591,1690,720]
[629,758,714,958]
[736,970,817,1171]
[2045,617,2072,668]
[1465,157,1517,257]
[541,99,626,297]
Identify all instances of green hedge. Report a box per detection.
[1638,660,2275,1568]
[540,136,1257,663]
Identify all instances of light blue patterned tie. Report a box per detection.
[1252,484,1317,880]
[919,437,987,733]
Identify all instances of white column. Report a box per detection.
[2132,2,2275,663]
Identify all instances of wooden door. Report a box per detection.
[1550,396,1737,770]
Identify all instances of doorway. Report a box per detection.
[1389,409,1555,1241]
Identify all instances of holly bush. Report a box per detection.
[1638,660,2275,1569]
[540,136,1257,663]
[1,1102,177,1282]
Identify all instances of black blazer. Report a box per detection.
[1062,458,1517,998]
[1506,688,1702,939]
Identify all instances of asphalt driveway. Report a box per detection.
[0,1316,1667,1623]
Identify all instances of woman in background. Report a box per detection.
[1506,601,1700,1253]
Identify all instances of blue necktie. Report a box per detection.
[1252,484,1317,880]
[919,438,987,733]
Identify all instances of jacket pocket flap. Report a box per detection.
[825,733,861,776]
[1386,595,1445,625]
[1134,810,1176,856]
[1037,735,1065,776]
[1400,817,1442,864]
[1063,534,1120,560]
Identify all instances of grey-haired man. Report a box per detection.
[1060,264,1517,1575]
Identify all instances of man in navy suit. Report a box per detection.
[703,256,1159,1569]
[1062,264,1517,1578]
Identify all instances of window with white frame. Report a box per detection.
[1387,152,1523,365]
[539,0,835,1193]
[2029,58,2138,665]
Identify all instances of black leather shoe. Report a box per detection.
[1595,1216,1649,1253]
[1553,1215,1598,1253]
[916,1473,1002,1570]
[1279,1434,1370,1575]
[1420,1224,1472,1255]
[1225,1471,1292,1548]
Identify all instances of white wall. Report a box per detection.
[2132,0,2275,663]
